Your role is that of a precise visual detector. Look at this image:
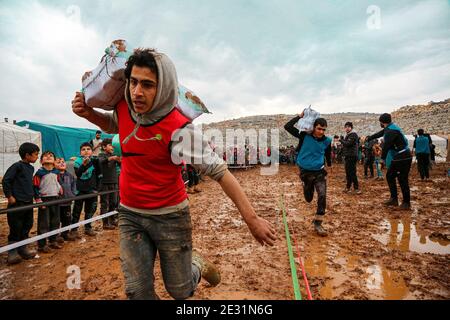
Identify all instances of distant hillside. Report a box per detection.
[203,99,449,147]
[391,98,450,135]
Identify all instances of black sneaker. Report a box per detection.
[383,198,399,207]
[7,249,23,265]
[49,242,63,249]
[38,245,52,254]
[18,245,37,260]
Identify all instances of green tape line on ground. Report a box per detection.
[280,195,302,300]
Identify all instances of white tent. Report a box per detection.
[0,122,42,176]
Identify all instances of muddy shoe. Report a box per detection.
[103,223,115,230]
[38,245,52,253]
[70,230,82,239]
[383,198,399,207]
[56,236,65,244]
[342,188,351,194]
[18,245,37,260]
[354,189,362,195]
[187,187,196,194]
[84,229,96,237]
[63,232,76,242]
[7,249,23,265]
[192,250,221,287]
[313,221,328,237]
[49,242,63,249]
[399,202,411,210]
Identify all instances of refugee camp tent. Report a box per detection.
[0,122,42,176]
[16,121,114,161]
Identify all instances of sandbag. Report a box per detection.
[294,106,320,132]
[81,41,211,120]
[176,85,211,120]
[81,40,131,110]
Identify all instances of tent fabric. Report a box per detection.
[0,122,42,176]
[16,121,113,161]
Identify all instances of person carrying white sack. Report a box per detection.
[72,48,276,300]
[284,108,332,237]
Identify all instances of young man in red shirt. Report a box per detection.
[72,48,276,300]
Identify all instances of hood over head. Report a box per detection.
[123,50,179,143]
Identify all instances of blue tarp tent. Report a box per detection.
[16,121,114,160]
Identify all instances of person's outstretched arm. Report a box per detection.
[367,129,385,141]
[217,171,277,246]
[284,116,301,138]
[171,124,277,246]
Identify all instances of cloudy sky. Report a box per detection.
[1,0,449,129]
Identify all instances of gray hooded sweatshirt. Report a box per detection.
[102,51,228,214]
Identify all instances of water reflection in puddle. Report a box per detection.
[365,264,411,300]
[373,217,450,255]
[304,246,415,299]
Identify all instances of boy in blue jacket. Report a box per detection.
[285,113,332,236]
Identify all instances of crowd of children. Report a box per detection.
[2,138,121,265]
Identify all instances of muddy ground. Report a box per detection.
[0,162,449,300]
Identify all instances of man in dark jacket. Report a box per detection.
[285,113,332,237]
[340,122,361,194]
[2,143,40,264]
[367,113,412,210]
[363,138,376,178]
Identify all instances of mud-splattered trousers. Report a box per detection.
[118,205,201,300]
[386,157,412,204]
[300,169,327,222]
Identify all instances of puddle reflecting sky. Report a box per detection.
[373,217,450,255]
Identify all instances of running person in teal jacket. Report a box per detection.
[285,114,332,236]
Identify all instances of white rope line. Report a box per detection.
[0,210,118,254]
[1,180,191,253]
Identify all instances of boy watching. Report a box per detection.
[2,142,40,264]
[33,151,64,252]
[55,158,77,241]
[71,142,102,237]
[373,140,384,180]
[98,138,120,230]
